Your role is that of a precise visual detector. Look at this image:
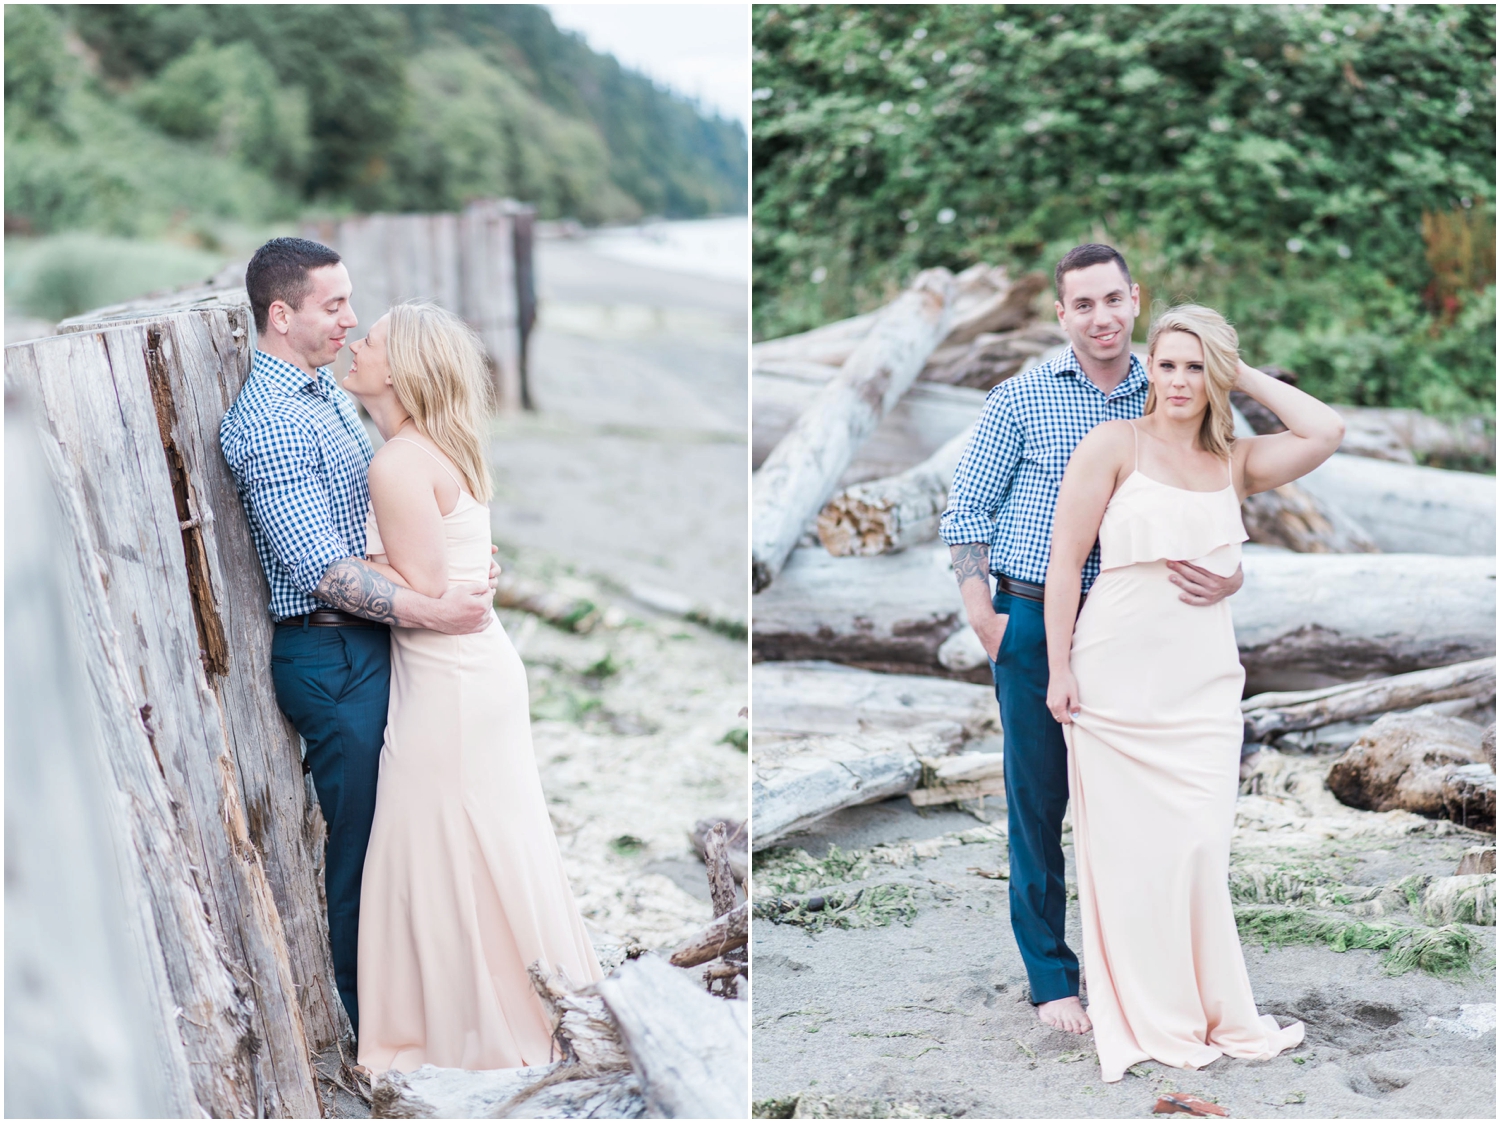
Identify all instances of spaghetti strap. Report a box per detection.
[388,436,465,493]
[1129,419,1140,472]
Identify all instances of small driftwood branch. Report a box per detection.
[493,573,599,633]
[668,904,748,968]
[1243,658,1497,742]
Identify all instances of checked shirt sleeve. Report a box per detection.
[939,385,1023,550]
[229,420,355,596]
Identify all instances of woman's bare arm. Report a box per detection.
[1044,421,1130,722]
[1233,361,1345,496]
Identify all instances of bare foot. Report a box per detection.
[1036,996,1092,1034]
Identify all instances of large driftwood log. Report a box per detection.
[668,904,749,968]
[62,296,350,1057]
[752,269,956,591]
[753,543,1496,692]
[817,427,971,556]
[754,366,984,484]
[5,406,198,1118]
[752,726,964,849]
[1242,658,1497,742]
[752,661,1000,742]
[1327,713,1495,831]
[1332,406,1494,468]
[920,321,1065,390]
[596,955,749,1120]
[1297,454,1495,556]
[8,328,324,1115]
[1240,481,1380,553]
[753,264,1048,387]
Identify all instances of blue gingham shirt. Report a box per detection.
[220,350,374,620]
[939,347,1148,593]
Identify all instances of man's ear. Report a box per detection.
[1130,283,1141,315]
[1054,298,1066,325]
[267,299,292,336]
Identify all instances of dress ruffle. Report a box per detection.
[1098,473,1247,576]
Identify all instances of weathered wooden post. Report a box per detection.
[9,288,355,1116]
[5,395,199,1117]
[305,198,536,413]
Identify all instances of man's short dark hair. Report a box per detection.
[246,237,342,333]
[1054,243,1132,303]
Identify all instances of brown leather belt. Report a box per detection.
[996,574,1086,606]
[996,575,1046,602]
[276,609,386,628]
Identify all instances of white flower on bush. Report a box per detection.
[1286,238,1305,253]
[937,208,956,225]
[811,267,828,284]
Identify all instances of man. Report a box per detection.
[220,237,496,1037]
[939,244,1243,1035]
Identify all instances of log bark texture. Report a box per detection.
[751,269,956,591]
[596,955,750,1120]
[1297,454,1495,556]
[1326,713,1495,831]
[753,543,1496,693]
[5,406,199,1118]
[817,427,971,556]
[9,321,328,1114]
[1242,658,1497,742]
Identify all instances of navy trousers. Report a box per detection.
[270,622,391,1037]
[990,590,1080,1004]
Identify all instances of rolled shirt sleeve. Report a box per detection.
[235,424,354,595]
[940,385,1023,552]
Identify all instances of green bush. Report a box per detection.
[132,39,312,185]
[5,233,228,321]
[752,4,1495,413]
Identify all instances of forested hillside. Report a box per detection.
[5,3,747,238]
[753,5,1494,414]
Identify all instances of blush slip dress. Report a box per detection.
[1063,421,1303,1083]
[356,437,601,1074]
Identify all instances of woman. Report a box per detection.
[342,301,602,1073]
[1043,304,1342,1083]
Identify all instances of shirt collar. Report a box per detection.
[253,349,333,395]
[1052,346,1148,399]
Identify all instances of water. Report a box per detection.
[584,216,749,284]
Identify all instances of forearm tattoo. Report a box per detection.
[314,557,400,625]
[951,543,991,588]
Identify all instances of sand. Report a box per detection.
[751,770,1496,1119]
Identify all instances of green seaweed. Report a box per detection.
[1235,906,1476,976]
[754,883,918,932]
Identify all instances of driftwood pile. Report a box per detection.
[751,267,1498,846]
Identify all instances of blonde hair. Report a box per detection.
[385,301,494,502]
[1145,304,1238,461]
